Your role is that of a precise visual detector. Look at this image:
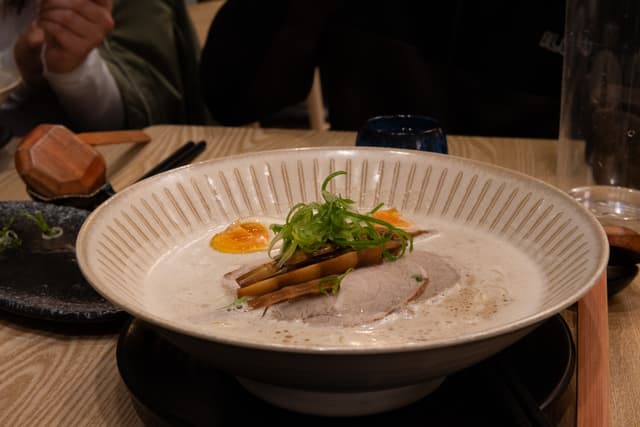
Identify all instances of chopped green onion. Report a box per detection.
[0,216,21,253]
[319,267,354,295]
[268,171,412,267]
[22,211,63,240]
[227,296,250,310]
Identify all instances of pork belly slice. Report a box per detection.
[269,250,459,326]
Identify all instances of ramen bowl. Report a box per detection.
[77,147,608,416]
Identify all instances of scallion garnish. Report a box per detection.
[412,274,425,282]
[319,267,354,295]
[22,211,63,240]
[0,216,21,253]
[227,296,250,311]
[268,171,413,267]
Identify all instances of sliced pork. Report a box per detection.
[269,250,459,326]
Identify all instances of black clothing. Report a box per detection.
[201,0,565,138]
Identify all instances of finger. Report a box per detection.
[38,19,93,57]
[39,9,99,41]
[25,22,46,49]
[14,23,45,84]
[90,0,112,9]
[39,0,111,15]
[39,0,113,31]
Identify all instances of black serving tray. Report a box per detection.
[117,314,574,426]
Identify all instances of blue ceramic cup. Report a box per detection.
[355,115,448,154]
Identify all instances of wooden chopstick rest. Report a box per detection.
[15,124,106,198]
[14,124,150,199]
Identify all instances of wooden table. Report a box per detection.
[187,1,224,47]
[0,126,637,426]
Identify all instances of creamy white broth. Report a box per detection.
[144,217,545,349]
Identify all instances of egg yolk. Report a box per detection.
[210,221,270,253]
[372,208,411,228]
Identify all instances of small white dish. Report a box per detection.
[77,147,608,416]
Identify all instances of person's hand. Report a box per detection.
[38,0,114,74]
[13,22,46,87]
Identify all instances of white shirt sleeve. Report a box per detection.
[44,48,125,130]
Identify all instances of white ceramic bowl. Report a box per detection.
[77,147,608,416]
[0,69,20,105]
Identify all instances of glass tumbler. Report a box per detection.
[557,0,640,230]
[355,115,448,154]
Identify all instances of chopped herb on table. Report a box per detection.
[22,211,63,240]
[0,216,21,253]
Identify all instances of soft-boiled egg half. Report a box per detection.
[210,220,271,254]
[372,208,411,228]
[210,209,410,254]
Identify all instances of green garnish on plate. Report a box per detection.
[319,267,354,295]
[412,274,425,282]
[268,170,413,267]
[227,296,250,311]
[22,210,63,240]
[0,215,21,253]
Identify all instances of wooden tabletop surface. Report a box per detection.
[0,125,638,426]
[187,1,224,47]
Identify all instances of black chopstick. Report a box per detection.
[136,140,207,182]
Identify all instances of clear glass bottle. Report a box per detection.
[557,0,640,228]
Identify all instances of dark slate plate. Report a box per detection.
[0,201,125,324]
[117,314,574,426]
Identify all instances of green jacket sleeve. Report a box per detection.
[99,0,211,128]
